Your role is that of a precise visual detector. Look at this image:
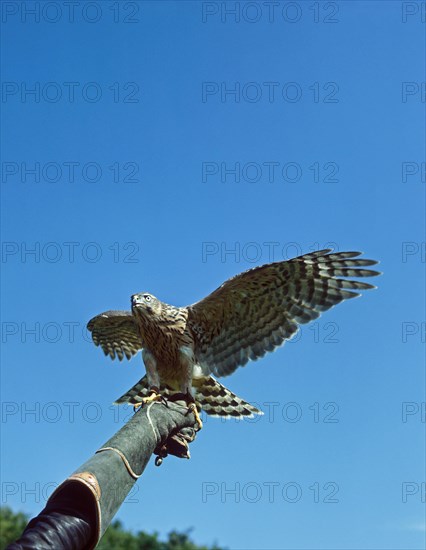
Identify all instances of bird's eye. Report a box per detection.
[145,295,151,302]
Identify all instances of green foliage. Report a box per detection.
[0,507,29,550]
[0,507,224,550]
[97,519,160,550]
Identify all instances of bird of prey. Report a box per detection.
[87,249,380,429]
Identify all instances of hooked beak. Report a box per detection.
[131,295,142,308]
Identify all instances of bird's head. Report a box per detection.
[131,292,162,317]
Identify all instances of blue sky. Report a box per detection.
[1,1,425,549]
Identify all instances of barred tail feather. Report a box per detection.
[114,375,263,419]
[114,376,151,404]
[192,376,263,418]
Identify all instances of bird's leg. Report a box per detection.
[133,350,165,411]
[133,386,166,412]
[142,386,163,403]
[184,392,203,431]
[178,347,203,430]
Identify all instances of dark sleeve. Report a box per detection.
[7,484,95,550]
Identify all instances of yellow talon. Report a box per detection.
[133,389,163,412]
[188,403,203,431]
[143,391,163,404]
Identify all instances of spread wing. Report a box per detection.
[187,250,380,377]
[87,310,143,361]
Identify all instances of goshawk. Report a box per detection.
[87,249,380,429]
